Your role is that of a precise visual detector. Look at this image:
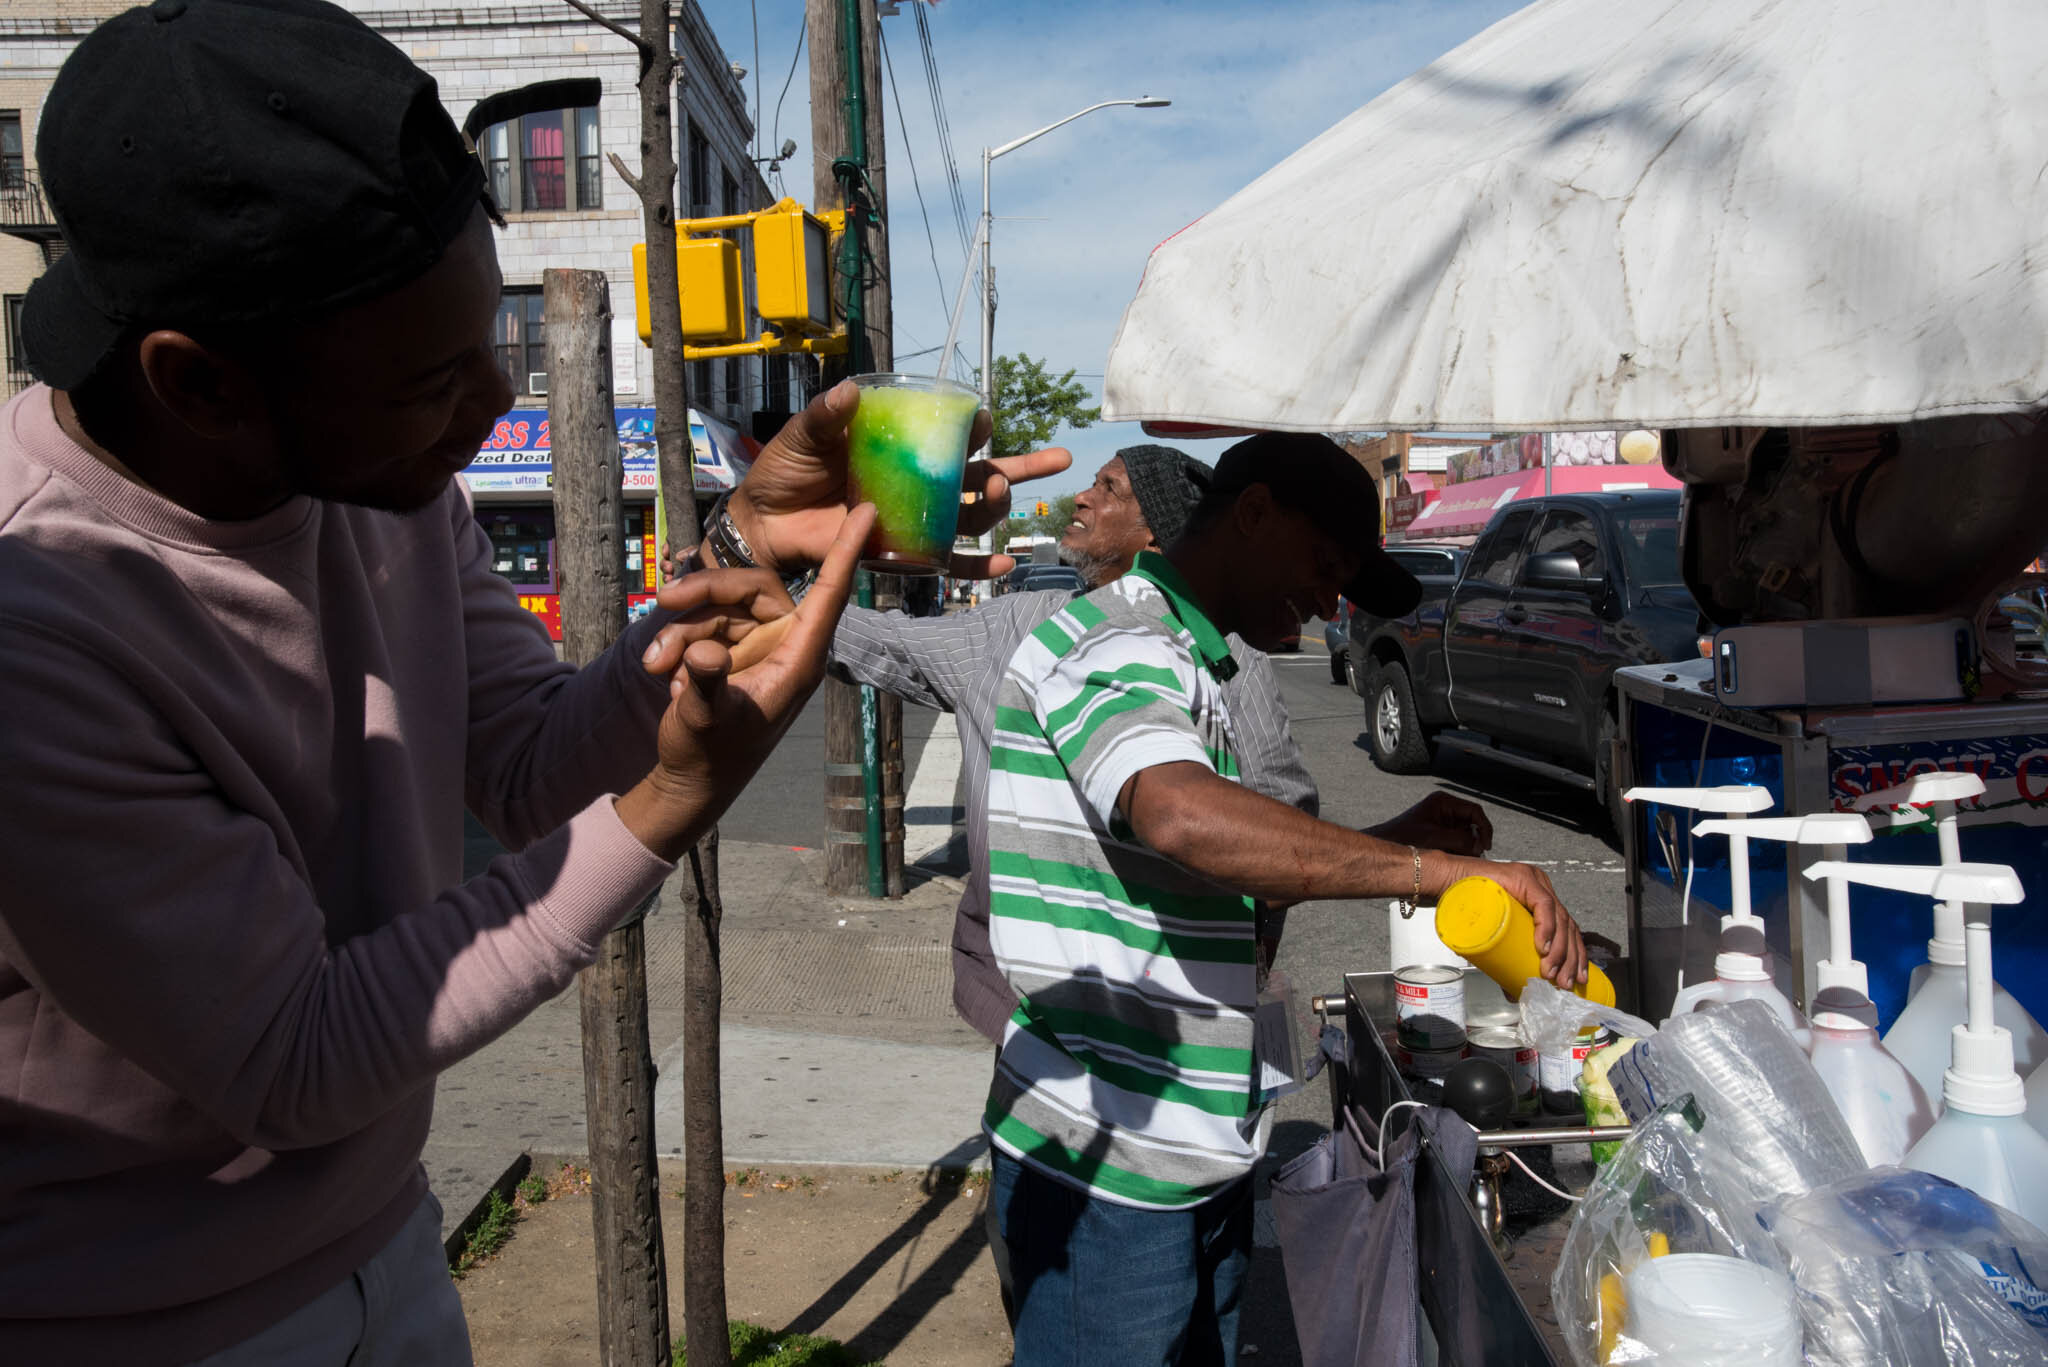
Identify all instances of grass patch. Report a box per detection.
[673,1320,877,1367]
[450,1190,518,1279]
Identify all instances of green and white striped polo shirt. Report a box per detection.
[982,551,1260,1210]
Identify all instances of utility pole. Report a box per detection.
[547,267,670,1367]
[559,3,728,1364]
[810,0,905,897]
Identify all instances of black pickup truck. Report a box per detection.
[1348,490,1699,831]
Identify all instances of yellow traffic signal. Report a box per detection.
[752,199,833,335]
[631,237,744,345]
[1035,501,1049,517]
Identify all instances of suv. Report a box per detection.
[1000,563,1085,597]
[1348,492,1698,832]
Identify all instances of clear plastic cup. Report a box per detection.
[844,373,980,575]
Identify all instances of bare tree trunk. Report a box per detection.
[564,3,727,1363]
[549,269,671,1367]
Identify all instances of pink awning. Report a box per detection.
[1405,464,1677,535]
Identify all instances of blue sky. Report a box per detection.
[696,0,1526,495]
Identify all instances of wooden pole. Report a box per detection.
[810,0,905,897]
[548,268,671,1367]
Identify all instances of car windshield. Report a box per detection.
[1612,510,1683,586]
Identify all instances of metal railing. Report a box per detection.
[0,169,55,233]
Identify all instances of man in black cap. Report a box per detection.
[0,1,1061,1361]
[977,431,1590,1367]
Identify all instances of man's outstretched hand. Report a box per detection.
[724,379,1070,579]
[616,505,877,864]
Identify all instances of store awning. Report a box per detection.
[1404,464,1678,537]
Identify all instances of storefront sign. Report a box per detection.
[461,407,756,495]
[1388,491,1430,531]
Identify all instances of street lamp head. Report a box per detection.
[1135,97,1172,108]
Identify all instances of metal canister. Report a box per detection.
[1469,1024,1538,1114]
[1394,964,1467,1050]
[1394,1040,1468,1101]
[1538,1024,1614,1116]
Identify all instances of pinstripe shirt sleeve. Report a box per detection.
[1225,642,1321,820]
[827,603,995,713]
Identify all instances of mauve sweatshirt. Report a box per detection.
[0,387,677,1363]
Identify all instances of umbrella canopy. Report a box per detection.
[1102,0,2048,433]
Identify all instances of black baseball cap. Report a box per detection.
[1211,432,1423,618]
[23,0,486,389]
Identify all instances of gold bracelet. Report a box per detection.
[1411,846,1423,903]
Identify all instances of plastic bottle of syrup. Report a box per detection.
[1623,785,1805,1035]
[1815,858,2048,1228]
[1434,876,1616,1006]
[1720,812,1933,1164]
[1856,772,2048,1100]
[2028,1057,2048,1140]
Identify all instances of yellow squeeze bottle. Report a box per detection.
[1436,876,1615,1006]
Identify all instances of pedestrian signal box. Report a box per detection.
[752,200,833,335]
[631,237,744,345]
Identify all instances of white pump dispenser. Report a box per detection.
[1735,818,1931,1165]
[1621,784,1806,1032]
[1808,860,2048,1228]
[1855,773,2046,1097]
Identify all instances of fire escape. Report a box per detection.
[0,168,61,396]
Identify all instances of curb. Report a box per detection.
[442,1151,533,1266]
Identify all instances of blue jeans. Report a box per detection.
[991,1148,1251,1367]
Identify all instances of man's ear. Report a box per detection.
[1231,483,1273,536]
[135,329,265,441]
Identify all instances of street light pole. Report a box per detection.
[970,96,1169,431]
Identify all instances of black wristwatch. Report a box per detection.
[701,493,813,599]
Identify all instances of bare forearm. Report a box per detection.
[1126,763,1483,903]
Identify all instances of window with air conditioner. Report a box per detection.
[493,287,546,395]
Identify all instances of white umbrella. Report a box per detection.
[1102,0,2048,433]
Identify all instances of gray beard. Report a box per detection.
[1059,543,1126,589]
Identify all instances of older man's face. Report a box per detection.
[1060,457,1152,588]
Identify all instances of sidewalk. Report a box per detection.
[425,833,995,1249]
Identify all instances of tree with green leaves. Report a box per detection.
[989,354,1101,458]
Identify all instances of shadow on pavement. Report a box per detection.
[781,1136,992,1362]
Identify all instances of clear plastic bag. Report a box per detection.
[1552,1096,1798,1365]
[1518,977,1657,1053]
[1603,999,1865,1207]
[1759,1166,2048,1366]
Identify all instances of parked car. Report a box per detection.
[1333,545,1469,691]
[999,563,1086,597]
[1348,492,1697,832]
[1324,599,1353,683]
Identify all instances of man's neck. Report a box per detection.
[52,389,290,521]
[1162,540,1238,637]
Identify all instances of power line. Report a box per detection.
[769,14,806,190]
[879,24,954,317]
[913,3,973,256]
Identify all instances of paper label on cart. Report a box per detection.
[1605,1037,1665,1123]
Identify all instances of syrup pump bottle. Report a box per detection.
[1855,772,2046,1100]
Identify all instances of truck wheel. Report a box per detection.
[1365,662,1434,774]
[1595,710,1627,838]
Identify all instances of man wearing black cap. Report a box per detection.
[0,1,1064,1361]
[980,431,1590,1367]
